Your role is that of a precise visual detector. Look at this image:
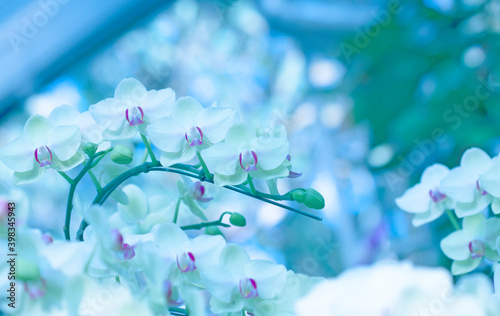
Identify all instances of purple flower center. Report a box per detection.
[476,180,488,195]
[239,277,258,298]
[429,188,446,203]
[239,150,258,172]
[125,106,145,126]
[193,182,213,202]
[469,240,485,259]
[177,252,196,273]
[34,146,53,167]
[185,126,203,146]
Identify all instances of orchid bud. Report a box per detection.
[110,145,134,164]
[229,212,246,227]
[81,142,98,156]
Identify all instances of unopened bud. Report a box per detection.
[229,212,246,227]
[110,145,134,164]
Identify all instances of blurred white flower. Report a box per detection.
[89,78,175,140]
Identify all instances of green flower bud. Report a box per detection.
[303,188,325,209]
[229,212,246,227]
[82,143,98,156]
[17,258,40,281]
[205,226,223,235]
[110,145,134,164]
[290,189,307,203]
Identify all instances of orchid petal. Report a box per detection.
[213,170,247,186]
[147,117,186,152]
[244,260,287,299]
[460,147,492,176]
[463,213,486,234]
[420,163,450,186]
[454,194,491,218]
[0,137,35,172]
[197,107,238,143]
[50,152,84,171]
[479,164,500,198]
[201,143,239,176]
[225,124,254,152]
[23,115,52,147]
[118,185,148,223]
[440,167,477,203]
[48,105,79,125]
[451,257,482,275]
[140,88,175,121]
[75,111,103,144]
[440,230,471,261]
[13,164,45,184]
[114,78,147,105]
[159,146,197,166]
[89,98,126,131]
[201,266,239,304]
[411,202,445,227]
[174,96,204,129]
[153,223,189,255]
[395,183,432,214]
[252,136,289,171]
[220,244,250,279]
[47,125,81,161]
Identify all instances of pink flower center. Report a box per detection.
[163,280,183,306]
[34,146,53,167]
[192,182,213,202]
[110,229,135,260]
[239,277,258,298]
[429,188,446,203]
[469,240,485,259]
[476,180,488,195]
[125,106,145,126]
[24,279,46,300]
[239,150,258,172]
[185,127,203,146]
[177,252,196,273]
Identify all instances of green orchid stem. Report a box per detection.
[181,220,231,230]
[196,151,212,180]
[75,162,321,241]
[91,147,113,168]
[446,209,460,231]
[140,134,158,164]
[173,198,181,224]
[58,171,74,184]
[87,169,102,193]
[247,174,257,195]
[64,156,97,240]
[139,147,149,164]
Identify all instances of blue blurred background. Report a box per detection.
[2,0,499,278]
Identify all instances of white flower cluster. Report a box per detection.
[0,78,293,187]
[0,78,321,315]
[396,147,500,275]
[296,261,500,316]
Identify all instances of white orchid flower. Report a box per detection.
[0,115,83,184]
[440,148,494,218]
[440,213,500,275]
[147,96,238,166]
[395,164,453,226]
[201,124,290,186]
[200,244,287,314]
[153,223,225,285]
[89,78,175,140]
[49,104,104,144]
